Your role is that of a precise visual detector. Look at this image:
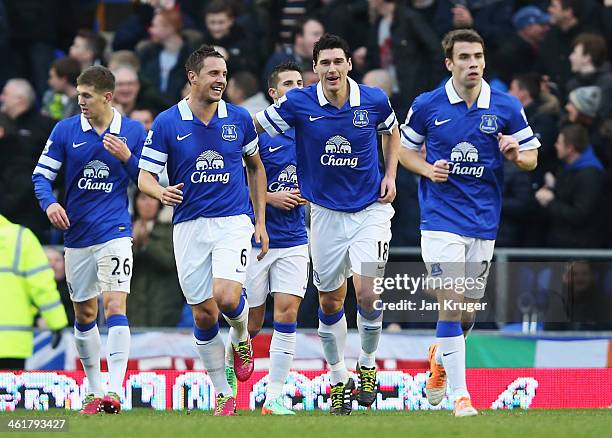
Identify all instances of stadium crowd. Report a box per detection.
[1,0,612,328]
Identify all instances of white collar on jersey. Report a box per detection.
[178,98,228,120]
[444,78,491,109]
[316,76,361,107]
[80,107,122,133]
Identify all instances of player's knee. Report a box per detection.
[104,299,125,317]
[319,295,343,314]
[74,307,97,324]
[215,295,240,314]
[274,307,298,323]
[439,308,462,321]
[192,305,217,329]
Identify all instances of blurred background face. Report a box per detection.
[44,248,65,281]
[136,191,161,221]
[564,101,579,123]
[149,13,176,43]
[130,109,154,131]
[523,23,550,43]
[205,12,233,40]
[296,20,324,57]
[554,133,570,160]
[69,36,91,63]
[563,262,594,294]
[113,68,140,107]
[48,68,64,92]
[0,82,25,114]
[569,44,590,72]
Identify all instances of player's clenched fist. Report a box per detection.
[160,182,184,206]
[46,202,70,230]
[429,159,450,183]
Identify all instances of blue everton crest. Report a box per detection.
[480,114,498,134]
[430,263,443,276]
[221,124,238,141]
[353,110,369,128]
[117,136,128,145]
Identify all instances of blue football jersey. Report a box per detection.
[138,99,258,224]
[32,109,146,248]
[256,77,397,213]
[400,79,541,239]
[256,128,307,249]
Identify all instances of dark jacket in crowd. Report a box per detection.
[546,146,605,248]
[201,24,261,77]
[137,40,195,103]
[565,64,612,120]
[366,2,444,115]
[128,222,184,327]
[524,99,559,180]
[493,34,539,85]
[433,0,514,51]
[13,108,55,170]
[0,134,50,243]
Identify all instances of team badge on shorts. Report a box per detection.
[221,124,238,141]
[430,263,443,276]
[353,110,369,128]
[479,114,498,134]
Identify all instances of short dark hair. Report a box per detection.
[513,72,541,100]
[559,0,583,18]
[561,123,589,153]
[51,57,82,87]
[572,33,608,68]
[268,61,302,89]
[205,0,234,17]
[313,33,351,64]
[77,65,115,93]
[230,71,259,98]
[76,29,106,61]
[442,29,485,59]
[184,44,225,80]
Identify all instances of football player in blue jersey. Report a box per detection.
[32,66,147,414]
[255,34,400,415]
[399,29,539,417]
[225,61,308,415]
[137,45,268,416]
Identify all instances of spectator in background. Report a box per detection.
[536,0,602,98]
[314,0,369,54]
[0,113,49,243]
[130,107,156,132]
[494,6,551,85]
[509,72,559,177]
[433,0,514,52]
[44,247,74,326]
[42,57,81,121]
[137,9,195,103]
[69,29,107,71]
[566,33,612,120]
[225,71,269,114]
[202,0,261,76]
[262,17,324,89]
[107,50,141,73]
[535,124,605,248]
[111,65,170,116]
[364,0,443,119]
[0,78,54,169]
[129,190,183,327]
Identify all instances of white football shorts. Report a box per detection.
[244,244,309,307]
[310,202,394,292]
[421,230,495,299]
[65,237,133,302]
[173,215,254,305]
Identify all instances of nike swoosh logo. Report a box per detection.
[309,116,324,122]
[269,145,283,153]
[109,352,122,357]
[235,268,246,273]
[118,279,128,284]
[442,351,457,357]
[434,118,451,126]
[177,133,192,141]
[72,141,87,148]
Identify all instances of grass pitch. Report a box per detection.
[1,409,609,438]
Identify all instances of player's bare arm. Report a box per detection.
[498,133,538,171]
[379,126,400,203]
[399,148,449,183]
[46,203,70,230]
[252,116,265,134]
[137,169,184,206]
[103,133,131,163]
[244,152,269,260]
